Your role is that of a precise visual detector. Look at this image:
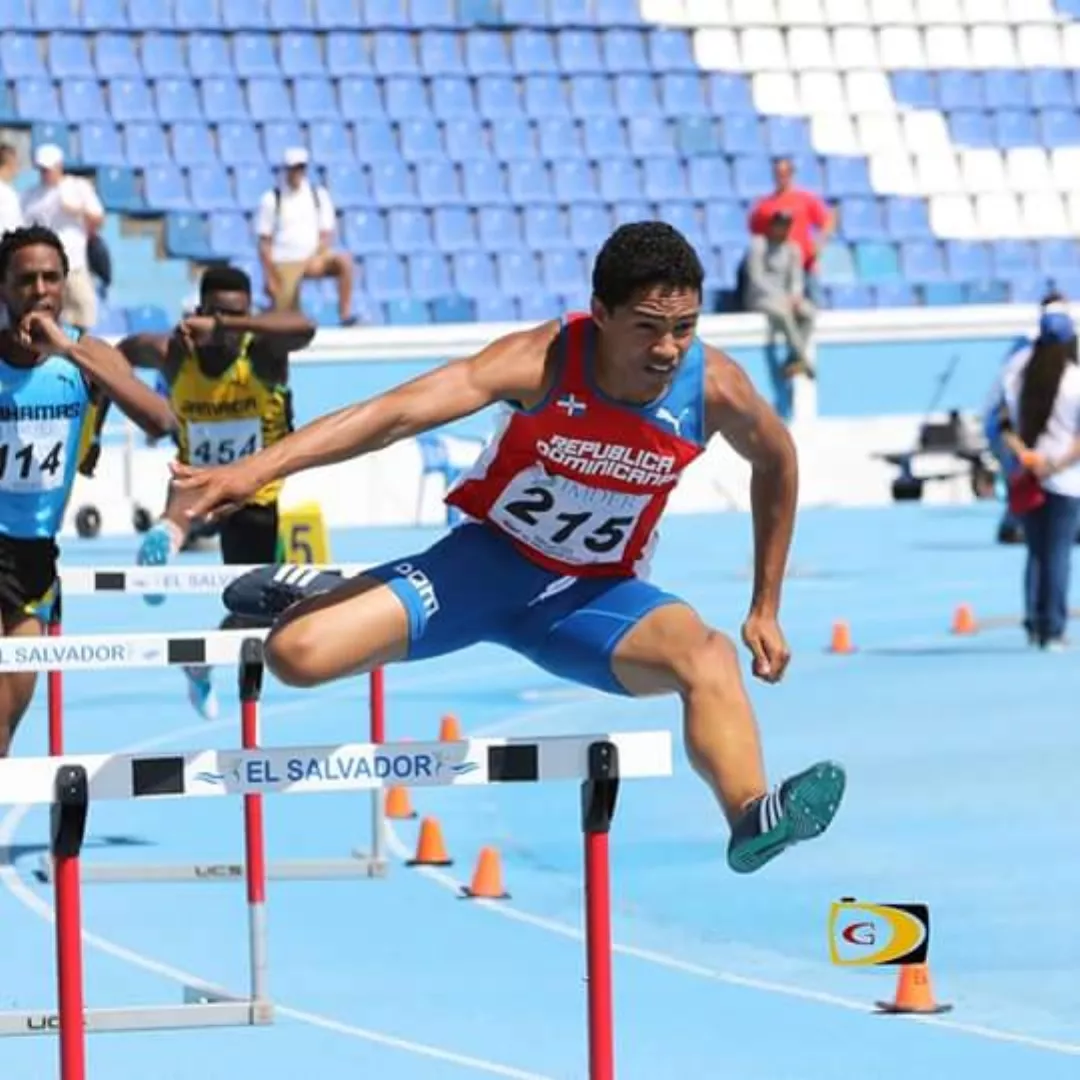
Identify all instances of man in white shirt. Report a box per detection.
[19,144,104,331]
[254,147,356,326]
[0,144,23,239]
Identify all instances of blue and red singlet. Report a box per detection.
[446,313,708,577]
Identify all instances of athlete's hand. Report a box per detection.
[169,460,260,524]
[176,315,219,351]
[17,311,69,356]
[741,611,791,684]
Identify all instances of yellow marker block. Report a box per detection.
[278,502,331,564]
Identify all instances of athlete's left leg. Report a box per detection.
[0,610,44,758]
[517,579,845,874]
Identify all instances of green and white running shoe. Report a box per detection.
[727,761,846,874]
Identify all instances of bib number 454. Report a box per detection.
[502,486,634,555]
[191,433,259,466]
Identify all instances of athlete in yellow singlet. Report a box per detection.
[117,264,315,717]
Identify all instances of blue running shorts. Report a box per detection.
[364,522,687,696]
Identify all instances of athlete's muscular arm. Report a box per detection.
[704,348,797,682]
[211,311,315,354]
[173,321,560,522]
[20,314,177,440]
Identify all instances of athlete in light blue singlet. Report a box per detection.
[0,226,177,757]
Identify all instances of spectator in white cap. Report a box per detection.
[254,147,355,326]
[19,143,104,331]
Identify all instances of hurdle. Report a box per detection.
[0,635,673,1080]
[36,562,390,886]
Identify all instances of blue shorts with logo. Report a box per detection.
[364,522,685,696]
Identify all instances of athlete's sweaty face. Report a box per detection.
[592,285,702,403]
[3,243,65,323]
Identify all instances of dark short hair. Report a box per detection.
[199,263,252,301]
[591,221,704,311]
[0,225,69,280]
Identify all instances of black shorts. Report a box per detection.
[0,533,59,623]
[219,502,279,565]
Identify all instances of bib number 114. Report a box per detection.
[502,486,634,555]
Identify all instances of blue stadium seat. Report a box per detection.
[444,118,490,162]
[994,109,1039,147]
[315,0,363,29]
[722,115,764,155]
[309,120,355,163]
[1039,239,1080,276]
[687,157,732,199]
[707,73,754,114]
[431,79,476,120]
[388,208,434,252]
[431,295,474,323]
[94,33,140,77]
[400,118,445,162]
[582,116,627,158]
[421,31,465,75]
[269,0,315,29]
[189,34,232,78]
[156,79,203,123]
[656,202,704,248]
[731,155,771,196]
[17,80,62,123]
[629,117,674,156]
[125,122,171,167]
[202,79,249,122]
[62,80,108,124]
[939,71,982,110]
[966,281,1010,304]
[598,159,640,201]
[48,33,95,77]
[497,251,541,295]
[125,306,172,332]
[661,74,708,118]
[466,31,513,75]
[83,1,130,31]
[885,198,932,240]
[262,120,304,163]
[524,76,568,118]
[816,243,856,285]
[411,0,457,29]
[642,158,687,200]
[558,30,604,74]
[222,0,270,30]
[520,205,566,249]
[513,31,558,74]
[553,0,597,25]
[343,209,389,255]
[35,0,79,29]
[570,75,616,118]
[839,198,886,242]
[983,71,1028,110]
[825,156,872,197]
[873,282,917,307]
[518,293,562,322]
[603,29,650,73]
[127,0,173,30]
[327,33,370,75]
[110,78,156,123]
[993,240,1038,277]
[611,201,650,226]
[826,284,875,310]
[474,294,516,321]
[416,161,462,206]
[172,123,218,165]
[218,124,264,165]
[597,0,643,23]
[922,282,967,306]
[478,76,524,120]
[677,117,720,156]
[234,32,280,77]
[704,201,744,245]
[890,72,935,110]
[648,29,696,72]
[900,240,948,283]
[945,240,990,281]
[766,117,813,156]
[537,117,580,159]
[462,159,509,203]
[615,75,661,117]
[855,242,902,283]
[295,78,340,121]
[209,212,256,259]
[175,0,221,30]
[1039,109,1080,147]
[384,298,431,325]
[323,162,370,206]
[97,166,144,212]
[233,163,273,206]
[144,164,191,210]
[165,213,214,260]
[279,33,323,77]
[385,77,431,120]
[432,207,476,251]
[553,160,600,203]
[247,79,294,122]
[374,32,420,75]
[188,164,236,210]
[569,204,611,248]
[1030,69,1072,108]
[2,35,46,78]
[477,206,521,251]
[492,118,537,160]
[948,109,994,147]
[408,253,452,298]
[364,254,411,301]
[142,33,189,76]
[339,78,385,121]
[510,161,555,208]
[365,0,411,28]
[352,119,399,160]
[371,159,419,206]
[78,122,125,166]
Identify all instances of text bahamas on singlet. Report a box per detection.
[0,402,82,422]
[181,397,258,419]
[535,433,679,488]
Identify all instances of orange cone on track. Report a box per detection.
[406,816,453,867]
[461,846,510,900]
[384,785,416,820]
[875,962,952,1015]
[828,620,855,654]
[438,713,462,741]
[951,604,977,635]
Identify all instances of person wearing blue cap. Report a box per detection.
[992,301,1080,648]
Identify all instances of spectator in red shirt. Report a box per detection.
[748,157,835,300]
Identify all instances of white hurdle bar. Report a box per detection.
[0,634,673,1080]
[37,562,388,886]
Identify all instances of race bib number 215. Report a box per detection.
[489,466,649,565]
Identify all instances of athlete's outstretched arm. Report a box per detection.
[704,348,798,681]
[20,314,177,440]
[172,321,558,522]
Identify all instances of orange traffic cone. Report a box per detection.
[438,713,462,741]
[384,785,416,820]
[460,846,510,900]
[951,604,977,635]
[406,816,453,867]
[875,963,952,1014]
[828,620,855,654]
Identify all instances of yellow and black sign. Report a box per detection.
[827,899,930,967]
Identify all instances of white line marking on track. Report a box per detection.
[0,698,554,1079]
[380,702,1080,1060]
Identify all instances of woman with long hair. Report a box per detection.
[997,306,1080,649]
